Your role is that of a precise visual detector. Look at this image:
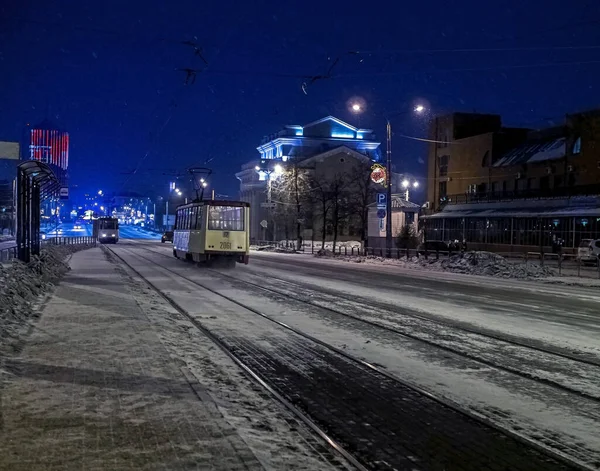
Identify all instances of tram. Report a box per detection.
[173,200,250,267]
[93,217,119,244]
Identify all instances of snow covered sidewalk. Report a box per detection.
[0,249,262,470]
[0,247,348,471]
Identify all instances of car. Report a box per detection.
[577,239,600,265]
[161,231,174,243]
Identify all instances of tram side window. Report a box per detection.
[192,207,204,230]
[184,208,191,230]
[208,206,245,231]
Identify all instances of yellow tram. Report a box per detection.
[173,200,250,267]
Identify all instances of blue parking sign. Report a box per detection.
[377,193,387,205]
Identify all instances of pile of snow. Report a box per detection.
[437,251,554,278]
[250,244,297,253]
[319,250,555,279]
[0,244,94,360]
[275,240,363,250]
[0,234,14,243]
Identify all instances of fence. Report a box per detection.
[0,236,96,263]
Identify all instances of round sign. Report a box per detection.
[370,164,387,185]
[377,208,386,219]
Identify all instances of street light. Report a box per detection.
[352,103,361,112]
[401,178,419,201]
[385,104,427,254]
[255,161,285,241]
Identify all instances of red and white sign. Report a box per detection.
[370,164,387,186]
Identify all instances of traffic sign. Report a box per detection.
[376,193,387,205]
[379,219,385,231]
[59,187,69,200]
[376,208,386,219]
[260,220,268,228]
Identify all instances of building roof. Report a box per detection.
[369,195,420,210]
[493,136,566,167]
[423,196,600,219]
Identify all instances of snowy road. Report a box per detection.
[104,241,600,469]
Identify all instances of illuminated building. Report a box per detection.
[236,116,382,241]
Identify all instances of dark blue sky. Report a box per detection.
[1,0,599,200]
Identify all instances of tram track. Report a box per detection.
[107,242,594,471]
[137,243,600,403]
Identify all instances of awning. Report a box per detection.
[423,206,600,219]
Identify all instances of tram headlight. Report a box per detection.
[102,233,107,237]
[111,234,115,237]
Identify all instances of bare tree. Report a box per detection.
[270,163,312,248]
[348,160,377,246]
[309,171,352,253]
[327,173,352,253]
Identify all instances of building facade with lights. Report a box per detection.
[236,116,382,241]
[26,119,69,188]
[422,109,600,253]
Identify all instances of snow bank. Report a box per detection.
[0,244,94,359]
[321,251,555,279]
[0,235,14,243]
[250,244,298,253]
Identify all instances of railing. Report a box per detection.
[1,237,97,263]
[44,236,97,246]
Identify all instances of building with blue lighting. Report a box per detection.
[236,116,382,241]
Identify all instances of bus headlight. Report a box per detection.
[102,233,107,237]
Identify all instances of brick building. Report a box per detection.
[422,109,600,253]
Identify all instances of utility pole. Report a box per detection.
[386,120,393,255]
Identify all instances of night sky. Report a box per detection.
[1,0,599,200]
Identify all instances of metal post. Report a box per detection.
[32,184,41,256]
[386,120,393,257]
[165,200,169,230]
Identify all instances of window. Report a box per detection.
[438,155,449,177]
[573,137,581,155]
[208,206,245,231]
[438,181,447,198]
[405,212,415,224]
[540,176,550,191]
[481,151,490,167]
[192,206,204,230]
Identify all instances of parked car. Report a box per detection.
[577,239,600,265]
[417,240,449,255]
[161,231,174,243]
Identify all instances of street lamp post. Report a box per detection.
[255,162,283,242]
[386,120,393,255]
[385,105,426,254]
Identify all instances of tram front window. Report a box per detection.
[208,206,244,231]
